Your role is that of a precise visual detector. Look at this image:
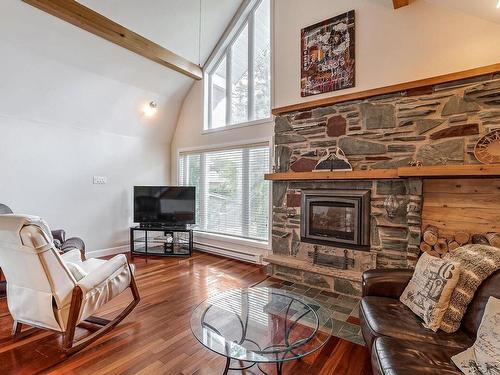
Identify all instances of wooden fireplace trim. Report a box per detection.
[272,63,500,116]
[265,164,500,181]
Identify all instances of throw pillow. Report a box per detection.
[400,252,460,331]
[451,296,500,375]
[441,244,500,333]
[65,262,88,281]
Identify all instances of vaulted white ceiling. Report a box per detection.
[0,0,242,142]
[79,0,243,65]
[3,0,498,143]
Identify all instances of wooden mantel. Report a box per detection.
[265,164,500,181]
[272,63,500,116]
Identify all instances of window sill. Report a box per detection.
[193,230,270,250]
[202,117,273,135]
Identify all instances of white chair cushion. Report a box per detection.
[65,262,88,281]
[79,258,107,274]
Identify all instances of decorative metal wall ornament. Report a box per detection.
[408,160,423,167]
[314,147,352,172]
[384,194,400,219]
[474,129,500,164]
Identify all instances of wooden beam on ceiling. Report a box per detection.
[22,0,203,80]
[393,0,409,9]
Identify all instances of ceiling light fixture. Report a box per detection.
[497,0,500,8]
[143,101,158,117]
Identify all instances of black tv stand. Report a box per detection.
[130,225,192,259]
[139,223,187,230]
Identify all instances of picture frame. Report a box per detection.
[301,10,355,97]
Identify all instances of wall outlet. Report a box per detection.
[93,176,107,184]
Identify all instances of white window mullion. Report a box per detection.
[200,153,208,232]
[248,11,255,122]
[183,155,188,185]
[207,73,213,129]
[242,148,250,238]
[226,50,232,126]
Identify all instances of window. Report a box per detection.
[178,144,270,242]
[206,0,271,130]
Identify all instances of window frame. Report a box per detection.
[203,0,273,133]
[177,138,272,245]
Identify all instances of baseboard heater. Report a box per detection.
[194,241,263,264]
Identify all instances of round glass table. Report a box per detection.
[190,287,333,374]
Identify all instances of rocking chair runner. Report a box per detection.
[0,215,140,353]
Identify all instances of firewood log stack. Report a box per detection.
[420,225,500,258]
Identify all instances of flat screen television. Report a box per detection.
[134,186,195,226]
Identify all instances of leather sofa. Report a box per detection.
[0,203,85,298]
[360,268,500,374]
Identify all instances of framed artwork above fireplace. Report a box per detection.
[300,10,355,97]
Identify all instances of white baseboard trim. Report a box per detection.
[194,241,264,264]
[86,245,129,258]
[86,242,266,264]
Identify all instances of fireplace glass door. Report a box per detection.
[301,189,370,248]
[309,200,357,242]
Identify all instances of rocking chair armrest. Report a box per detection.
[77,254,130,295]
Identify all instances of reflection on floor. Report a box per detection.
[255,277,365,346]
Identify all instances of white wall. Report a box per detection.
[170,0,500,260]
[0,117,169,253]
[274,0,500,108]
[0,1,191,253]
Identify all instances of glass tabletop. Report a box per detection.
[190,287,333,363]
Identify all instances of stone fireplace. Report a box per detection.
[300,189,370,248]
[268,179,423,296]
[265,73,500,297]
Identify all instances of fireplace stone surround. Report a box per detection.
[268,178,423,296]
[265,73,500,297]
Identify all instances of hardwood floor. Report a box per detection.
[0,252,371,374]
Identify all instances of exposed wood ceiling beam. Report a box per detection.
[22,0,203,80]
[393,0,410,9]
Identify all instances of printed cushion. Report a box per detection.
[452,296,500,375]
[400,252,460,331]
[441,244,500,333]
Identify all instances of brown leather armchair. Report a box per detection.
[0,203,86,298]
[360,268,500,375]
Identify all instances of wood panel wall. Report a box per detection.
[422,178,500,237]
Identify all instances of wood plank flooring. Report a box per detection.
[0,252,371,374]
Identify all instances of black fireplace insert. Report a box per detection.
[300,190,370,249]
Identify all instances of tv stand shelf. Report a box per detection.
[130,226,193,259]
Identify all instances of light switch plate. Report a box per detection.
[93,176,107,184]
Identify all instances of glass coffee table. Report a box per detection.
[190,287,333,374]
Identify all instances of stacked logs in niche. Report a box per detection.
[420,225,500,257]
